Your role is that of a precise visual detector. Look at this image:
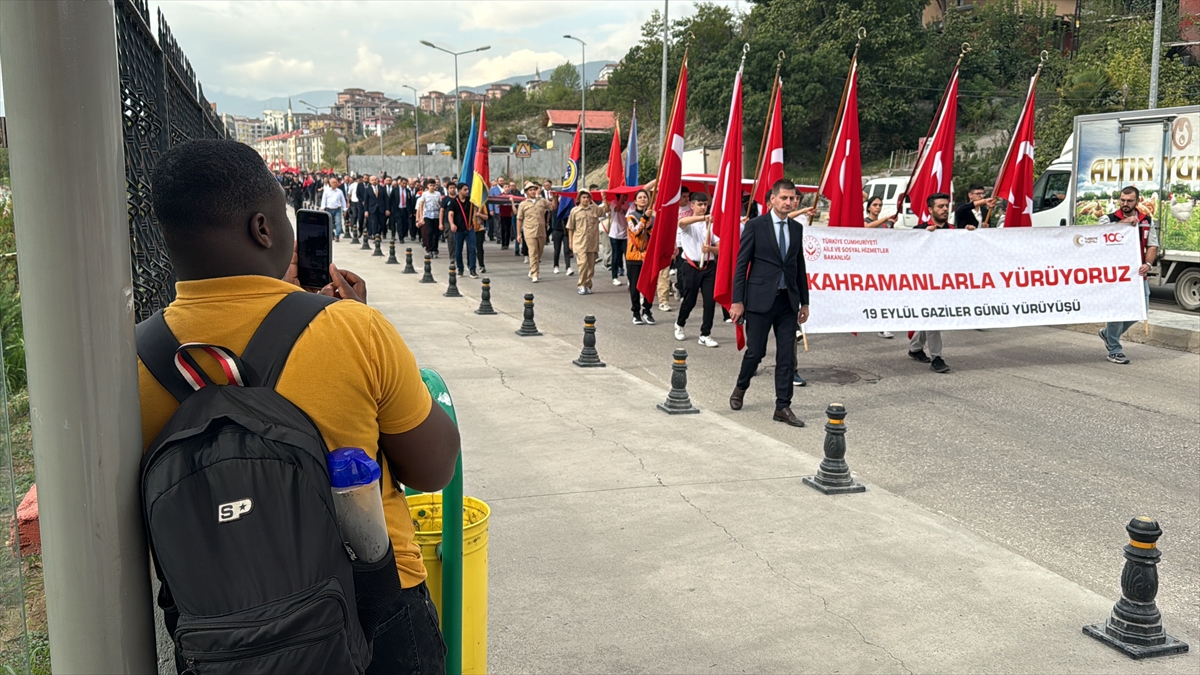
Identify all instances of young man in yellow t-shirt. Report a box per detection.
[141,139,460,674]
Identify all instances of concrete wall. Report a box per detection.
[350,149,566,183]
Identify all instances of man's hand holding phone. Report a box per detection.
[319,264,367,304]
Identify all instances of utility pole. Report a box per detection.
[660,0,669,145]
[0,1,157,671]
[421,41,491,166]
[1148,0,1163,109]
[403,84,422,175]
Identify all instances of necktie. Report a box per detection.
[400,189,406,208]
[777,219,788,289]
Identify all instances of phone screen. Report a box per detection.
[296,209,332,290]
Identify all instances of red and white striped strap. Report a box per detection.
[174,343,245,390]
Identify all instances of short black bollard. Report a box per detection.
[802,403,866,494]
[1083,517,1189,659]
[350,228,360,245]
[444,264,462,297]
[373,237,384,256]
[573,315,606,368]
[403,248,417,274]
[420,256,435,283]
[515,294,542,336]
[657,349,699,414]
[386,241,399,264]
[361,232,372,250]
[475,278,497,315]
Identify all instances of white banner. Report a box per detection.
[802,224,1146,334]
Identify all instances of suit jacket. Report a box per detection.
[355,181,369,205]
[732,212,810,314]
[385,185,400,212]
[363,184,387,215]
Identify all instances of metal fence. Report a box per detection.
[116,0,225,321]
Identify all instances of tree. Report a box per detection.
[321,129,346,170]
[550,61,581,91]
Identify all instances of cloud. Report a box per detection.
[465,49,568,87]
[457,1,590,33]
[223,53,315,86]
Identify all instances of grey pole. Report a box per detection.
[565,36,588,183]
[1149,0,1163,109]
[660,0,669,145]
[403,85,421,175]
[0,1,157,672]
[420,42,491,169]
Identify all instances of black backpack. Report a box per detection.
[137,292,400,674]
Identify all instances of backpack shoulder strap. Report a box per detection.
[241,292,338,389]
[136,310,211,403]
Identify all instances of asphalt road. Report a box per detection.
[415,234,1200,639]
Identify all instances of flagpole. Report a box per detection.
[819,29,864,195]
[748,52,784,213]
[650,40,690,209]
[984,50,1046,228]
[900,42,970,213]
[702,43,749,266]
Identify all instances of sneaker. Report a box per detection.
[578,287,587,295]
[479,266,487,274]
[1107,352,1130,364]
[642,311,657,325]
[612,278,623,286]
[553,266,560,274]
[524,256,529,263]
[878,331,894,339]
[659,302,672,312]
[469,272,479,279]
[908,349,931,363]
[1098,328,1107,344]
[930,356,950,373]
[725,317,733,323]
[531,276,539,283]
[633,314,644,325]
[583,287,593,295]
[567,268,575,276]
[698,335,719,348]
[674,324,686,340]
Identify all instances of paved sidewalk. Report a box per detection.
[347,240,1197,674]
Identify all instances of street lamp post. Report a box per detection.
[421,40,490,167]
[374,97,406,176]
[564,35,587,185]
[402,84,422,176]
[300,99,344,172]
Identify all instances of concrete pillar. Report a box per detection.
[0,1,157,672]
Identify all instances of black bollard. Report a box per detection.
[386,241,399,264]
[403,248,417,274]
[373,237,384,256]
[420,256,435,283]
[350,227,360,245]
[361,231,372,250]
[515,294,542,336]
[657,349,699,414]
[802,403,866,494]
[1084,517,1189,658]
[475,278,497,315]
[573,315,606,368]
[444,264,462,297]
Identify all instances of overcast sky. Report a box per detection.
[1,0,740,114]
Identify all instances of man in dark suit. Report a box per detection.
[729,179,811,427]
[394,177,412,243]
[383,176,398,240]
[355,176,371,236]
[362,174,387,239]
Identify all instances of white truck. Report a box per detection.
[1031,106,1200,311]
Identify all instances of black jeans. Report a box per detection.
[365,582,446,675]
[735,290,797,410]
[551,228,573,268]
[499,216,513,248]
[475,229,486,270]
[610,239,627,278]
[422,218,440,254]
[626,260,653,315]
[677,259,716,336]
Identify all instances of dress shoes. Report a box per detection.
[729,386,746,411]
[772,407,805,427]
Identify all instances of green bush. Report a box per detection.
[0,195,25,395]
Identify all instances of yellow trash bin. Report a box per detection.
[408,493,490,675]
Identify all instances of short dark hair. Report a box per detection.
[457,182,470,190]
[152,139,280,236]
[968,183,985,192]
[1121,186,1140,199]
[769,179,797,197]
[689,191,709,203]
[927,192,951,207]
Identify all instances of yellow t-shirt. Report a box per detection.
[138,275,434,588]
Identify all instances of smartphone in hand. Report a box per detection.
[296,209,333,290]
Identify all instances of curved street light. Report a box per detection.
[401,85,421,176]
[563,35,587,185]
[421,40,491,166]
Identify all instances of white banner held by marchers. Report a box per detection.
[802,225,1145,334]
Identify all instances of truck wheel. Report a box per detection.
[1175,268,1200,312]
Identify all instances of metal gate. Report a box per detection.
[115,0,225,321]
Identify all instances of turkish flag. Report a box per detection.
[712,65,745,348]
[637,58,688,303]
[904,66,959,225]
[606,117,625,193]
[994,72,1039,227]
[751,77,784,214]
[820,57,864,227]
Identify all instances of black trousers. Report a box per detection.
[499,216,513,248]
[367,212,384,237]
[422,218,440,253]
[735,290,797,410]
[677,259,716,336]
[365,582,446,675]
[626,260,653,315]
[475,229,486,269]
[610,239,627,278]
[551,228,573,268]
